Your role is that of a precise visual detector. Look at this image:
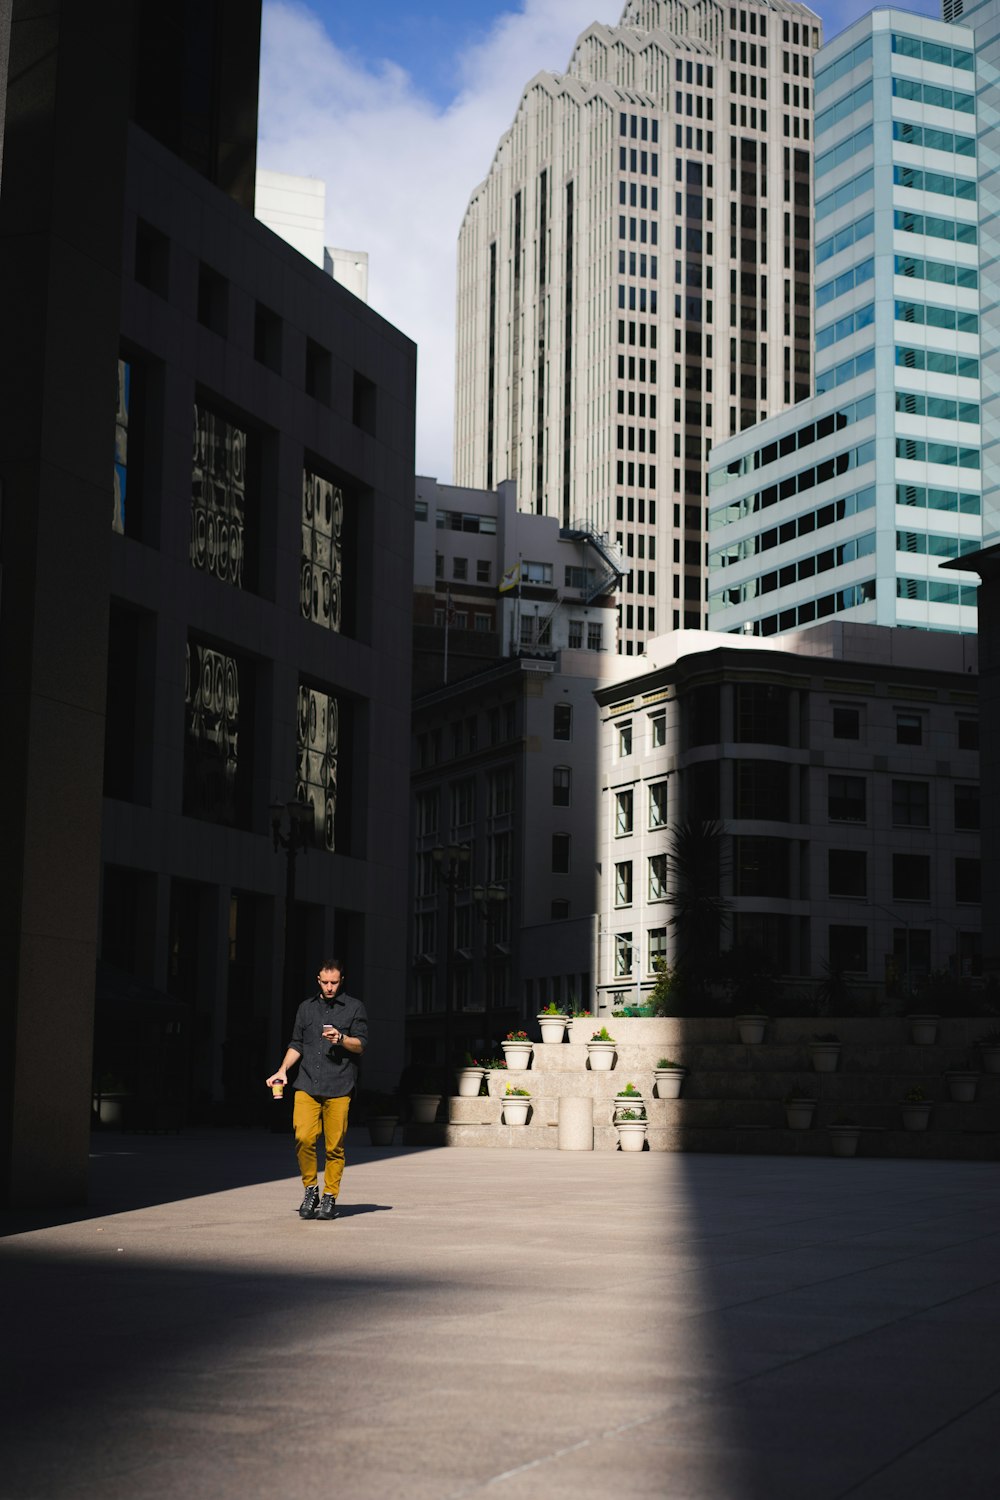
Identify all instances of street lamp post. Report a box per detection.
[271,798,314,1037]
[432,843,470,1072]
[473,880,508,1050]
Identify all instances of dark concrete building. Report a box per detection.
[0,2,416,1205]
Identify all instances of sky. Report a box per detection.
[257,0,941,482]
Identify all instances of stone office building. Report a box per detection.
[594,622,981,1010]
[0,1,415,1205]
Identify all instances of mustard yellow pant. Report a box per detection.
[292,1091,351,1198]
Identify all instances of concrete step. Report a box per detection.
[502,1042,994,1078]
[443,1090,1000,1134]
[407,1120,1000,1158]
[484,1066,1000,1106]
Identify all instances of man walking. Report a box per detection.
[266,961,368,1220]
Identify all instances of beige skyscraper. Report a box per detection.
[455,0,821,655]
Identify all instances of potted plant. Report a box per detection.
[454,1053,487,1097]
[907,1014,940,1046]
[500,1084,531,1125]
[900,1085,933,1131]
[735,1014,768,1045]
[408,1071,443,1123]
[364,1091,399,1145]
[783,1091,817,1130]
[829,1115,862,1158]
[944,1065,979,1103]
[614,1106,647,1151]
[613,1081,645,1120]
[976,1029,1000,1074]
[536,1001,568,1044]
[92,1073,130,1126]
[586,1027,617,1071]
[809,1032,841,1073]
[568,1007,594,1039]
[501,1029,533,1070]
[653,1058,685,1099]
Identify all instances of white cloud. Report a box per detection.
[258,0,606,481]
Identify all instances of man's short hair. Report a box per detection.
[318,959,346,976]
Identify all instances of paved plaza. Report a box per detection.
[1,1130,999,1499]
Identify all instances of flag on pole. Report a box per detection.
[498,561,521,594]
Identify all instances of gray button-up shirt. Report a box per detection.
[289,991,368,1098]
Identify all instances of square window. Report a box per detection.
[352,371,376,435]
[134,219,169,297]
[891,780,929,828]
[618,721,633,757]
[650,710,666,747]
[954,784,979,830]
[828,849,866,898]
[552,833,570,874]
[192,401,253,590]
[832,705,860,739]
[553,766,571,807]
[649,781,668,828]
[896,713,922,746]
[554,704,572,741]
[958,718,979,750]
[893,853,930,902]
[648,854,668,900]
[955,857,981,904]
[615,861,633,907]
[453,557,467,581]
[197,262,228,335]
[614,932,633,976]
[183,637,255,829]
[254,302,282,371]
[305,338,332,405]
[828,775,866,823]
[476,560,492,584]
[648,927,668,972]
[615,789,634,835]
[551,899,570,920]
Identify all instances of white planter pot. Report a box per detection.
[908,1015,939,1046]
[980,1046,1000,1074]
[409,1094,441,1123]
[785,1101,816,1130]
[901,1102,933,1132]
[586,1042,616,1071]
[613,1095,645,1121]
[829,1126,861,1158]
[615,1119,647,1152]
[96,1097,124,1126]
[809,1044,841,1073]
[455,1068,486,1097]
[367,1117,397,1145]
[654,1069,684,1099]
[501,1095,531,1125]
[501,1041,533,1071]
[536,1013,568,1044]
[736,1015,768,1045]
[945,1072,979,1103]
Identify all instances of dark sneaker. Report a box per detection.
[298,1185,320,1219]
[316,1194,338,1221]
